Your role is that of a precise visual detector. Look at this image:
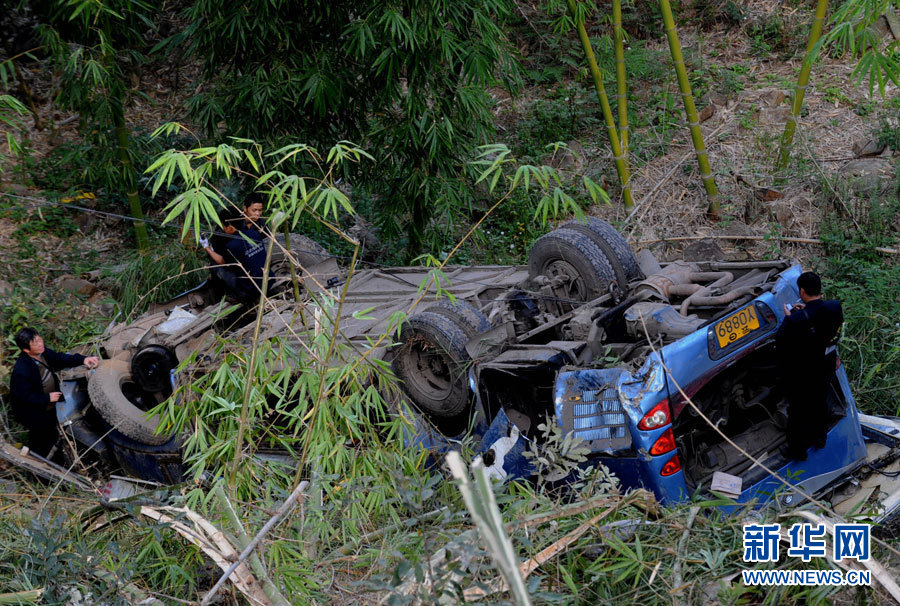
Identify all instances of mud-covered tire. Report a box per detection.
[560,217,643,285]
[393,310,473,419]
[426,299,492,337]
[528,228,618,304]
[88,360,170,446]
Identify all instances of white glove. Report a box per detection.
[199,234,210,249]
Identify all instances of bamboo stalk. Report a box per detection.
[776,0,828,181]
[657,0,721,218]
[612,0,628,155]
[112,96,150,251]
[566,0,634,212]
[229,233,277,488]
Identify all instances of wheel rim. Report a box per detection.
[405,340,456,402]
[120,379,158,413]
[543,259,588,302]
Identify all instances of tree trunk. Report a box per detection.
[776,0,828,181]
[567,0,634,212]
[111,93,150,251]
[658,0,721,219]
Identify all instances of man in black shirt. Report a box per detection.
[200,197,268,304]
[776,271,844,461]
[9,327,99,457]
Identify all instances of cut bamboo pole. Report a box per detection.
[566,0,635,212]
[776,0,828,180]
[613,0,629,155]
[658,0,721,218]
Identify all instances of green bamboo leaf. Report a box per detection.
[161,194,191,225]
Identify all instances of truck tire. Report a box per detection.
[394,310,473,419]
[528,228,618,304]
[426,299,492,337]
[88,360,170,446]
[560,217,643,285]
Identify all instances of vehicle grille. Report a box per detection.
[556,369,632,453]
[572,387,628,442]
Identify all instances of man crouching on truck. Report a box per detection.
[9,328,99,459]
[199,195,269,305]
[776,271,843,461]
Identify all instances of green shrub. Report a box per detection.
[108,242,208,318]
[821,191,900,416]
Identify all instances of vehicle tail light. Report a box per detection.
[660,453,681,476]
[650,428,676,456]
[638,399,670,430]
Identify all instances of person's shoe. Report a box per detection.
[780,445,808,461]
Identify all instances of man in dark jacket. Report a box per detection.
[9,327,99,457]
[776,272,843,461]
[199,196,268,304]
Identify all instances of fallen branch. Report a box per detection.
[213,483,290,606]
[508,488,657,531]
[635,234,899,255]
[140,505,268,605]
[0,439,96,493]
[200,480,308,606]
[0,589,43,604]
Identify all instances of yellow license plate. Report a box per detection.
[714,305,760,348]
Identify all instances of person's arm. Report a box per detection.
[200,235,226,265]
[43,347,85,370]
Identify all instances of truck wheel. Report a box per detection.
[560,217,643,285]
[394,310,473,419]
[88,360,171,446]
[426,299,492,337]
[528,228,617,304]
[131,345,177,394]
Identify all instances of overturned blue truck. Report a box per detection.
[45,219,900,528]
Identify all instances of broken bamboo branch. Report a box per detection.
[200,480,308,606]
[140,505,268,605]
[213,483,290,606]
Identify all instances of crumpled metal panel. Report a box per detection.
[619,353,666,415]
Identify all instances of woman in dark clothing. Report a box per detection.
[8,327,99,457]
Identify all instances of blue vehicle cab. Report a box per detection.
[551,264,867,507]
